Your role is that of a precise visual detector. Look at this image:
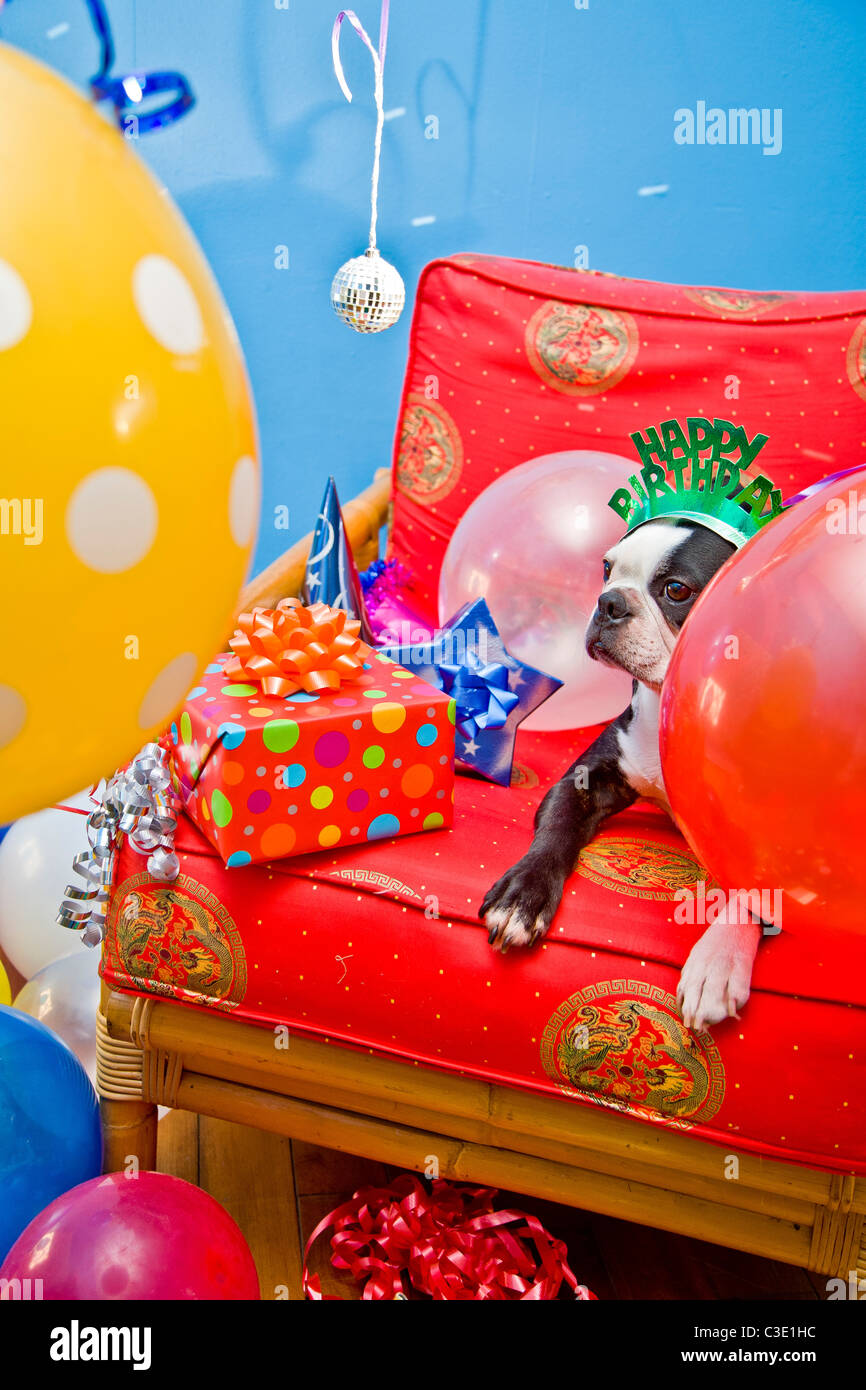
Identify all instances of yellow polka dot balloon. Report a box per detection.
[0,44,260,820]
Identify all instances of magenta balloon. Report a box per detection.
[0,1171,260,1300]
[439,451,635,730]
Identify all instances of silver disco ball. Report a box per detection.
[330,247,405,333]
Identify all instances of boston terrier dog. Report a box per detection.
[479,418,785,1034]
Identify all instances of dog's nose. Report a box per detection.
[600,588,630,623]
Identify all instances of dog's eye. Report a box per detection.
[602,560,611,582]
[664,580,693,602]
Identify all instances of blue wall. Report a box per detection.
[4,0,866,576]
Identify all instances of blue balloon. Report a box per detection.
[0,1005,102,1261]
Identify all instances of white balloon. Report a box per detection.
[13,948,101,1085]
[0,791,94,977]
[439,451,635,730]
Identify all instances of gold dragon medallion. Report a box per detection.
[846,320,866,403]
[525,300,639,395]
[682,287,787,316]
[541,980,725,1125]
[104,871,247,1011]
[576,834,716,901]
[396,396,464,506]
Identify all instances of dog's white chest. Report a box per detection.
[615,687,670,811]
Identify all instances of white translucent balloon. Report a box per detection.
[0,791,94,977]
[439,451,635,730]
[14,948,101,1085]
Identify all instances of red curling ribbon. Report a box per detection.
[223,596,373,698]
[302,1174,597,1301]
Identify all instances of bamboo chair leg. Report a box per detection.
[807,1175,864,1284]
[100,1096,158,1173]
[96,1003,158,1172]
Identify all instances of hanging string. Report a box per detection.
[332,1,390,252]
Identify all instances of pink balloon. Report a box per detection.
[0,1171,260,1300]
[439,451,635,730]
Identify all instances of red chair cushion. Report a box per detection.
[103,722,866,1175]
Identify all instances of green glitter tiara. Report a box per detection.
[608,416,787,549]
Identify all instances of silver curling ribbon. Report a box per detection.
[57,741,180,946]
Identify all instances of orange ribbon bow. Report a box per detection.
[223,597,373,698]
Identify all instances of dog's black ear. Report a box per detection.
[677,526,737,585]
[653,525,736,629]
[670,520,737,571]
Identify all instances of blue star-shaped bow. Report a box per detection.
[438,662,519,739]
[381,598,562,785]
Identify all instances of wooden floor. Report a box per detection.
[155,1109,831,1300]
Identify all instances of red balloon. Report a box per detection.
[660,468,866,936]
[0,1171,259,1300]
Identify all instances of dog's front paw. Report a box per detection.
[676,915,761,1033]
[479,855,564,953]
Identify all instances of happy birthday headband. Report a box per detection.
[608,416,787,548]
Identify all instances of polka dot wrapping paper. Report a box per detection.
[169,652,456,867]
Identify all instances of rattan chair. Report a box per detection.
[96,466,864,1286]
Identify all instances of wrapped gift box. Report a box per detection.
[170,650,455,867]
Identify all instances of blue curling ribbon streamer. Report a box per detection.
[86,0,194,133]
[438,662,520,740]
[360,559,388,592]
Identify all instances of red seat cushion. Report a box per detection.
[103,723,866,1175]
